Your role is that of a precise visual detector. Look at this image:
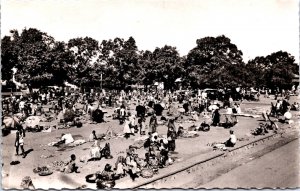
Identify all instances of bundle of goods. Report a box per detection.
[20,176,35,189]
[51,161,68,171]
[141,168,154,178]
[92,109,104,123]
[96,179,115,189]
[63,109,75,122]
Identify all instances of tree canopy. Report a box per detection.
[1,28,298,90]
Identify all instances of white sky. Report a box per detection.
[1,0,299,63]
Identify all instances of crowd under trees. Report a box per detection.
[1,28,298,91]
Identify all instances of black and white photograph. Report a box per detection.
[1,0,299,189]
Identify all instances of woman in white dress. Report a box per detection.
[123,117,132,138]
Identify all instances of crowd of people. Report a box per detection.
[2,85,298,188]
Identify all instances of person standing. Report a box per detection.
[229,96,233,108]
[212,109,221,126]
[167,119,177,152]
[138,117,146,135]
[15,126,26,158]
[149,114,158,133]
[123,117,132,138]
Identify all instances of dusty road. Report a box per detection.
[201,139,300,189]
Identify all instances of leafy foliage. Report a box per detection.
[1,28,298,90]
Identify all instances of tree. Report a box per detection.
[98,37,140,89]
[247,51,298,90]
[49,41,75,85]
[1,30,20,81]
[265,51,297,90]
[1,28,59,87]
[186,35,244,88]
[67,37,100,86]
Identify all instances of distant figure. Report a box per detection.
[212,109,220,126]
[149,114,158,133]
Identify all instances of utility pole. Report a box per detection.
[100,72,103,91]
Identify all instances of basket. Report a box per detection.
[38,170,53,176]
[141,168,154,178]
[85,174,97,183]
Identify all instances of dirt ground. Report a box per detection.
[202,139,300,189]
[2,95,299,189]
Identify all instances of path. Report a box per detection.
[201,139,300,189]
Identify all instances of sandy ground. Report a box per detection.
[202,139,300,189]
[2,95,299,189]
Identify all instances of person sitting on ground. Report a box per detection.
[235,103,242,114]
[291,102,299,111]
[101,164,116,181]
[61,133,74,144]
[197,121,210,132]
[88,130,98,142]
[125,150,139,181]
[282,109,293,124]
[262,110,270,122]
[54,133,74,147]
[151,132,160,150]
[115,156,126,178]
[252,123,268,135]
[101,143,112,159]
[177,125,185,137]
[158,139,169,167]
[88,130,105,142]
[89,140,102,160]
[224,130,237,147]
[146,147,159,173]
[63,154,80,173]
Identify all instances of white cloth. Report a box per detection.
[19,135,24,145]
[41,94,46,101]
[284,112,292,120]
[236,107,241,114]
[230,134,237,144]
[123,120,131,134]
[120,108,125,116]
[90,146,101,158]
[129,115,136,126]
[227,108,233,114]
[19,101,25,109]
[116,163,124,175]
[61,133,74,144]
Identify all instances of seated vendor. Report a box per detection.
[89,140,102,160]
[63,154,80,173]
[54,133,74,147]
[88,130,105,142]
[61,133,74,144]
[224,130,237,147]
[101,164,116,181]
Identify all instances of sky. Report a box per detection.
[1,0,299,63]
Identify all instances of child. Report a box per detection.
[15,129,26,158]
[64,154,80,173]
[115,156,126,178]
